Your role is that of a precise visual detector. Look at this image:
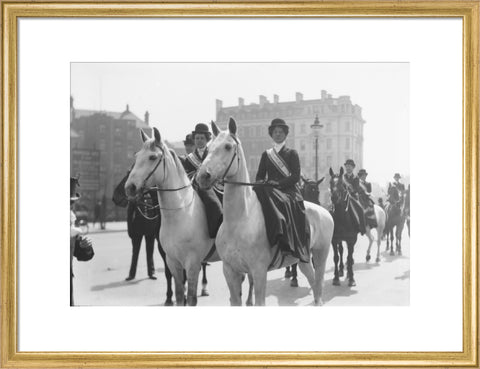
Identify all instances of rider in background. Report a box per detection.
[357,168,378,228]
[342,159,366,235]
[254,118,309,263]
[390,173,406,206]
[181,123,223,238]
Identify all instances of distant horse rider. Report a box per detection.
[182,123,223,238]
[342,159,367,235]
[357,169,378,228]
[389,173,406,206]
[254,118,309,263]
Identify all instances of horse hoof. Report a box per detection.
[315,299,324,306]
[338,270,344,277]
[284,270,292,278]
[398,250,402,256]
[125,276,135,281]
[246,300,253,306]
[366,254,371,262]
[201,289,209,297]
[375,257,380,263]
[164,300,174,306]
[390,251,395,256]
[348,279,356,287]
[290,278,298,287]
[332,278,341,286]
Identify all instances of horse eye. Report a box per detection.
[225,143,232,151]
[149,154,157,160]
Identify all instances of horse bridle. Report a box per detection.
[141,143,192,194]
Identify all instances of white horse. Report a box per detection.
[125,128,218,306]
[365,205,386,263]
[197,118,334,306]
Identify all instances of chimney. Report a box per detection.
[216,99,223,112]
[126,104,130,112]
[321,90,327,99]
[259,95,268,107]
[327,94,332,99]
[238,97,244,107]
[273,94,279,104]
[295,92,303,102]
[144,111,150,125]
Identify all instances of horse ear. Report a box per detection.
[339,167,344,176]
[301,174,307,182]
[317,177,325,185]
[329,167,334,177]
[228,117,237,135]
[140,129,149,143]
[211,120,220,137]
[153,127,161,145]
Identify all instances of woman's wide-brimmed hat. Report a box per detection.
[268,118,290,137]
[394,173,401,179]
[358,169,368,176]
[183,133,194,146]
[344,159,356,167]
[192,123,212,140]
[70,177,80,202]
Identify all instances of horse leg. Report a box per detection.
[389,230,395,255]
[185,261,201,306]
[290,263,298,287]
[167,257,185,306]
[396,223,404,255]
[347,239,356,287]
[376,226,383,263]
[156,240,173,306]
[332,242,340,286]
[338,242,345,277]
[126,235,141,281]
[223,262,243,306]
[145,235,156,279]
[252,268,268,306]
[311,242,330,306]
[200,262,209,297]
[246,273,254,306]
[365,227,373,262]
[285,266,292,278]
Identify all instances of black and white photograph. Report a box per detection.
[70,62,410,306]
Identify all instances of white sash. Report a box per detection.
[186,151,202,169]
[266,148,291,178]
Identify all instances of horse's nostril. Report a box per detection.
[205,171,211,179]
[129,184,136,195]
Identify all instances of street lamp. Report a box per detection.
[310,114,323,181]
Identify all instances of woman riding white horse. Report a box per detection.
[197,118,333,306]
[125,128,218,306]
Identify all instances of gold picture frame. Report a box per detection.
[1,1,478,367]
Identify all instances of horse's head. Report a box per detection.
[329,167,347,206]
[301,175,324,204]
[125,127,166,200]
[197,117,241,190]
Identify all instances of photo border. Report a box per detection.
[1,1,478,367]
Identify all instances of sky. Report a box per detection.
[71,63,409,185]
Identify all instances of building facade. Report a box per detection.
[70,98,152,221]
[215,91,365,204]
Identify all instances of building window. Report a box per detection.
[300,124,306,134]
[326,156,332,167]
[345,121,351,132]
[326,138,332,150]
[326,122,332,133]
[345,138,350,150]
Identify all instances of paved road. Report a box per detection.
[73,225,409,306]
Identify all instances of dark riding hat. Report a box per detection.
[183,133,194,146]
[394,173,401,179]
[268,118,289,137]
[344,159,356,167]
[192,123,212,141]
[358,169,368,176]
[70,177,80,202]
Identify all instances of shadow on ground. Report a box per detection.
[91,277,151,291]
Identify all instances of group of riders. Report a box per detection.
[107,117,409,282]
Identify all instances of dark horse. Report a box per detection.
[384,184,406,255]
[329,167,359,287]
[404,185,410,238]
[284,176,326,287]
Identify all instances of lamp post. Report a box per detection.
[310,115,323,181]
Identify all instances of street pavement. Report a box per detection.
[73,222,410,306]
